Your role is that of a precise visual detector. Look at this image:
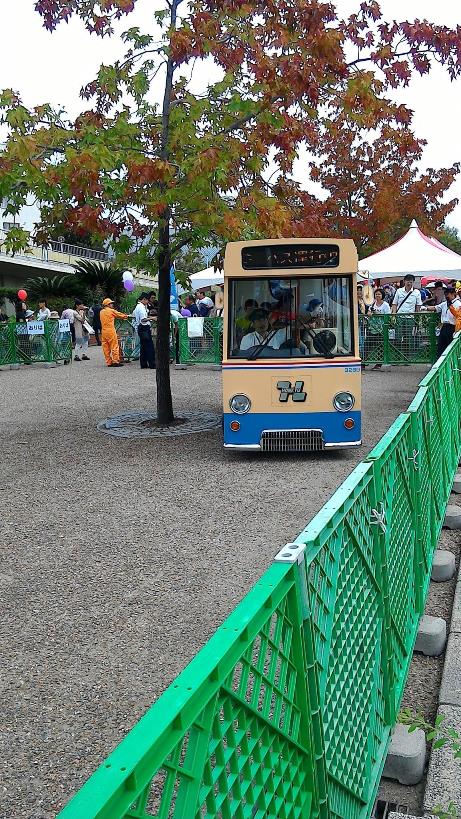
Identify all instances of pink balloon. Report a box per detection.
[123,279,135,291]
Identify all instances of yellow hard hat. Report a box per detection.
[102,298,114,306]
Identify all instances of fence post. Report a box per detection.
[275,545,329,819]
[367,457,395,725]
[213,318,222,364]
[383,315,390,365]
[408,409,425,615]
[428,314,438,363]
[44,321,54,363]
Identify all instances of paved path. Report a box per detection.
[0,351,428,817]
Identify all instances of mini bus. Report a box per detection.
[222,238,361,451]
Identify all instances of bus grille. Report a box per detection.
[260,430,325,452]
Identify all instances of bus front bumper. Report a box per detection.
[223,410,361,451]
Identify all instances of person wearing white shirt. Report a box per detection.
[240,309,283,352]
[428,286,461,356]
[391,275,422,314]
[134,293,156,369]
[391,274,422,354]
[36,300,51,321]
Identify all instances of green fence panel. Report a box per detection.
[47,320,73,363]
[57,336,461,819]
[115,318,140,361]
[58,562,318,819]
[290,462,388,819]
[360,313,438,366]
[0,321,15,365]
[14,322,50,363]
[178,318,223,365]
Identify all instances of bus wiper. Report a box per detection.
[246,328,279,360]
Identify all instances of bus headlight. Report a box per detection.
[229,394,251,414]
[333,392,355,412]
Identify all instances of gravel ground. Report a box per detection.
[0,352,430,817]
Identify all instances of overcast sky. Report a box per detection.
[1,0,460,231]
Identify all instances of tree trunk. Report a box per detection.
[156,218,174,424]
[154,0,181,426]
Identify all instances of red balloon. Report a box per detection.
[18,289,27,301]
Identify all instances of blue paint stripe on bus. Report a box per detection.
[223,410,362,446]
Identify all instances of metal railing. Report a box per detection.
[0,229,109,265]
[0,320,72,366]
[57,334,461,819]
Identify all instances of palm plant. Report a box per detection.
[24,274,79,301]
[72,260,125,304]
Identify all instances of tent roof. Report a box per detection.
[189,267,224,290]
[358,220,461,279]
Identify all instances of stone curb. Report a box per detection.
[423,548,461,816]
[439,632,461,707]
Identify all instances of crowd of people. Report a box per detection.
[358,274,461,363]
[4,286,224,369]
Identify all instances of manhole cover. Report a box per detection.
[97,410,222,438]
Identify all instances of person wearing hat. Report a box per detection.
[133,293,156,369]
[100,298,129,367]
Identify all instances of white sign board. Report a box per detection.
[59,319,70,333]
[27,321,45,335]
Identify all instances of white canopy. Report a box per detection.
[188,267,224,291]
[358,220,461,281]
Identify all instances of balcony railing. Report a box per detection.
[0,230,109,266]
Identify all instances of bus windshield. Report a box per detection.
[228,276,354,359]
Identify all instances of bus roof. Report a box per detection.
[224,238,358,277]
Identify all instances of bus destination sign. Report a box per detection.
[241,243,340,270]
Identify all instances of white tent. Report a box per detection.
[358,220,461,281]
[189,266,224,290]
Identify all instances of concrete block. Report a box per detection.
[173,364,188,370]
[9,364,20,370]
[451,575,461,634]
[389,815,421,819]
[424,705,461,815]
[439,633,461,706]
[382,723,426,785]
[43,361,56,368]
[414,615,447,657]
[431,550,456,582]
[452,471,461,494]
[444,505,461,530]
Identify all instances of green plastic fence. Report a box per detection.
[175,314,438,366]
[114,318,176,362]
[177,317,223,364]
[58,335,461,819]
[359,313,438,365]
[0,320,72,365]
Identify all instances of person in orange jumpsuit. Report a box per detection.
[100,298,129,367]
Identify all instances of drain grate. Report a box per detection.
[372,800,408,818]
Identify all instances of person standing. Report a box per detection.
[100,298,129,367]
[72,300,91,362]
[367,287,391,370]
[391,274,422,354]
[88,301,103,345]
[61,305,76,347]
[427,287,461,356]
[36,300,51,321]
[133,293,156,369]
